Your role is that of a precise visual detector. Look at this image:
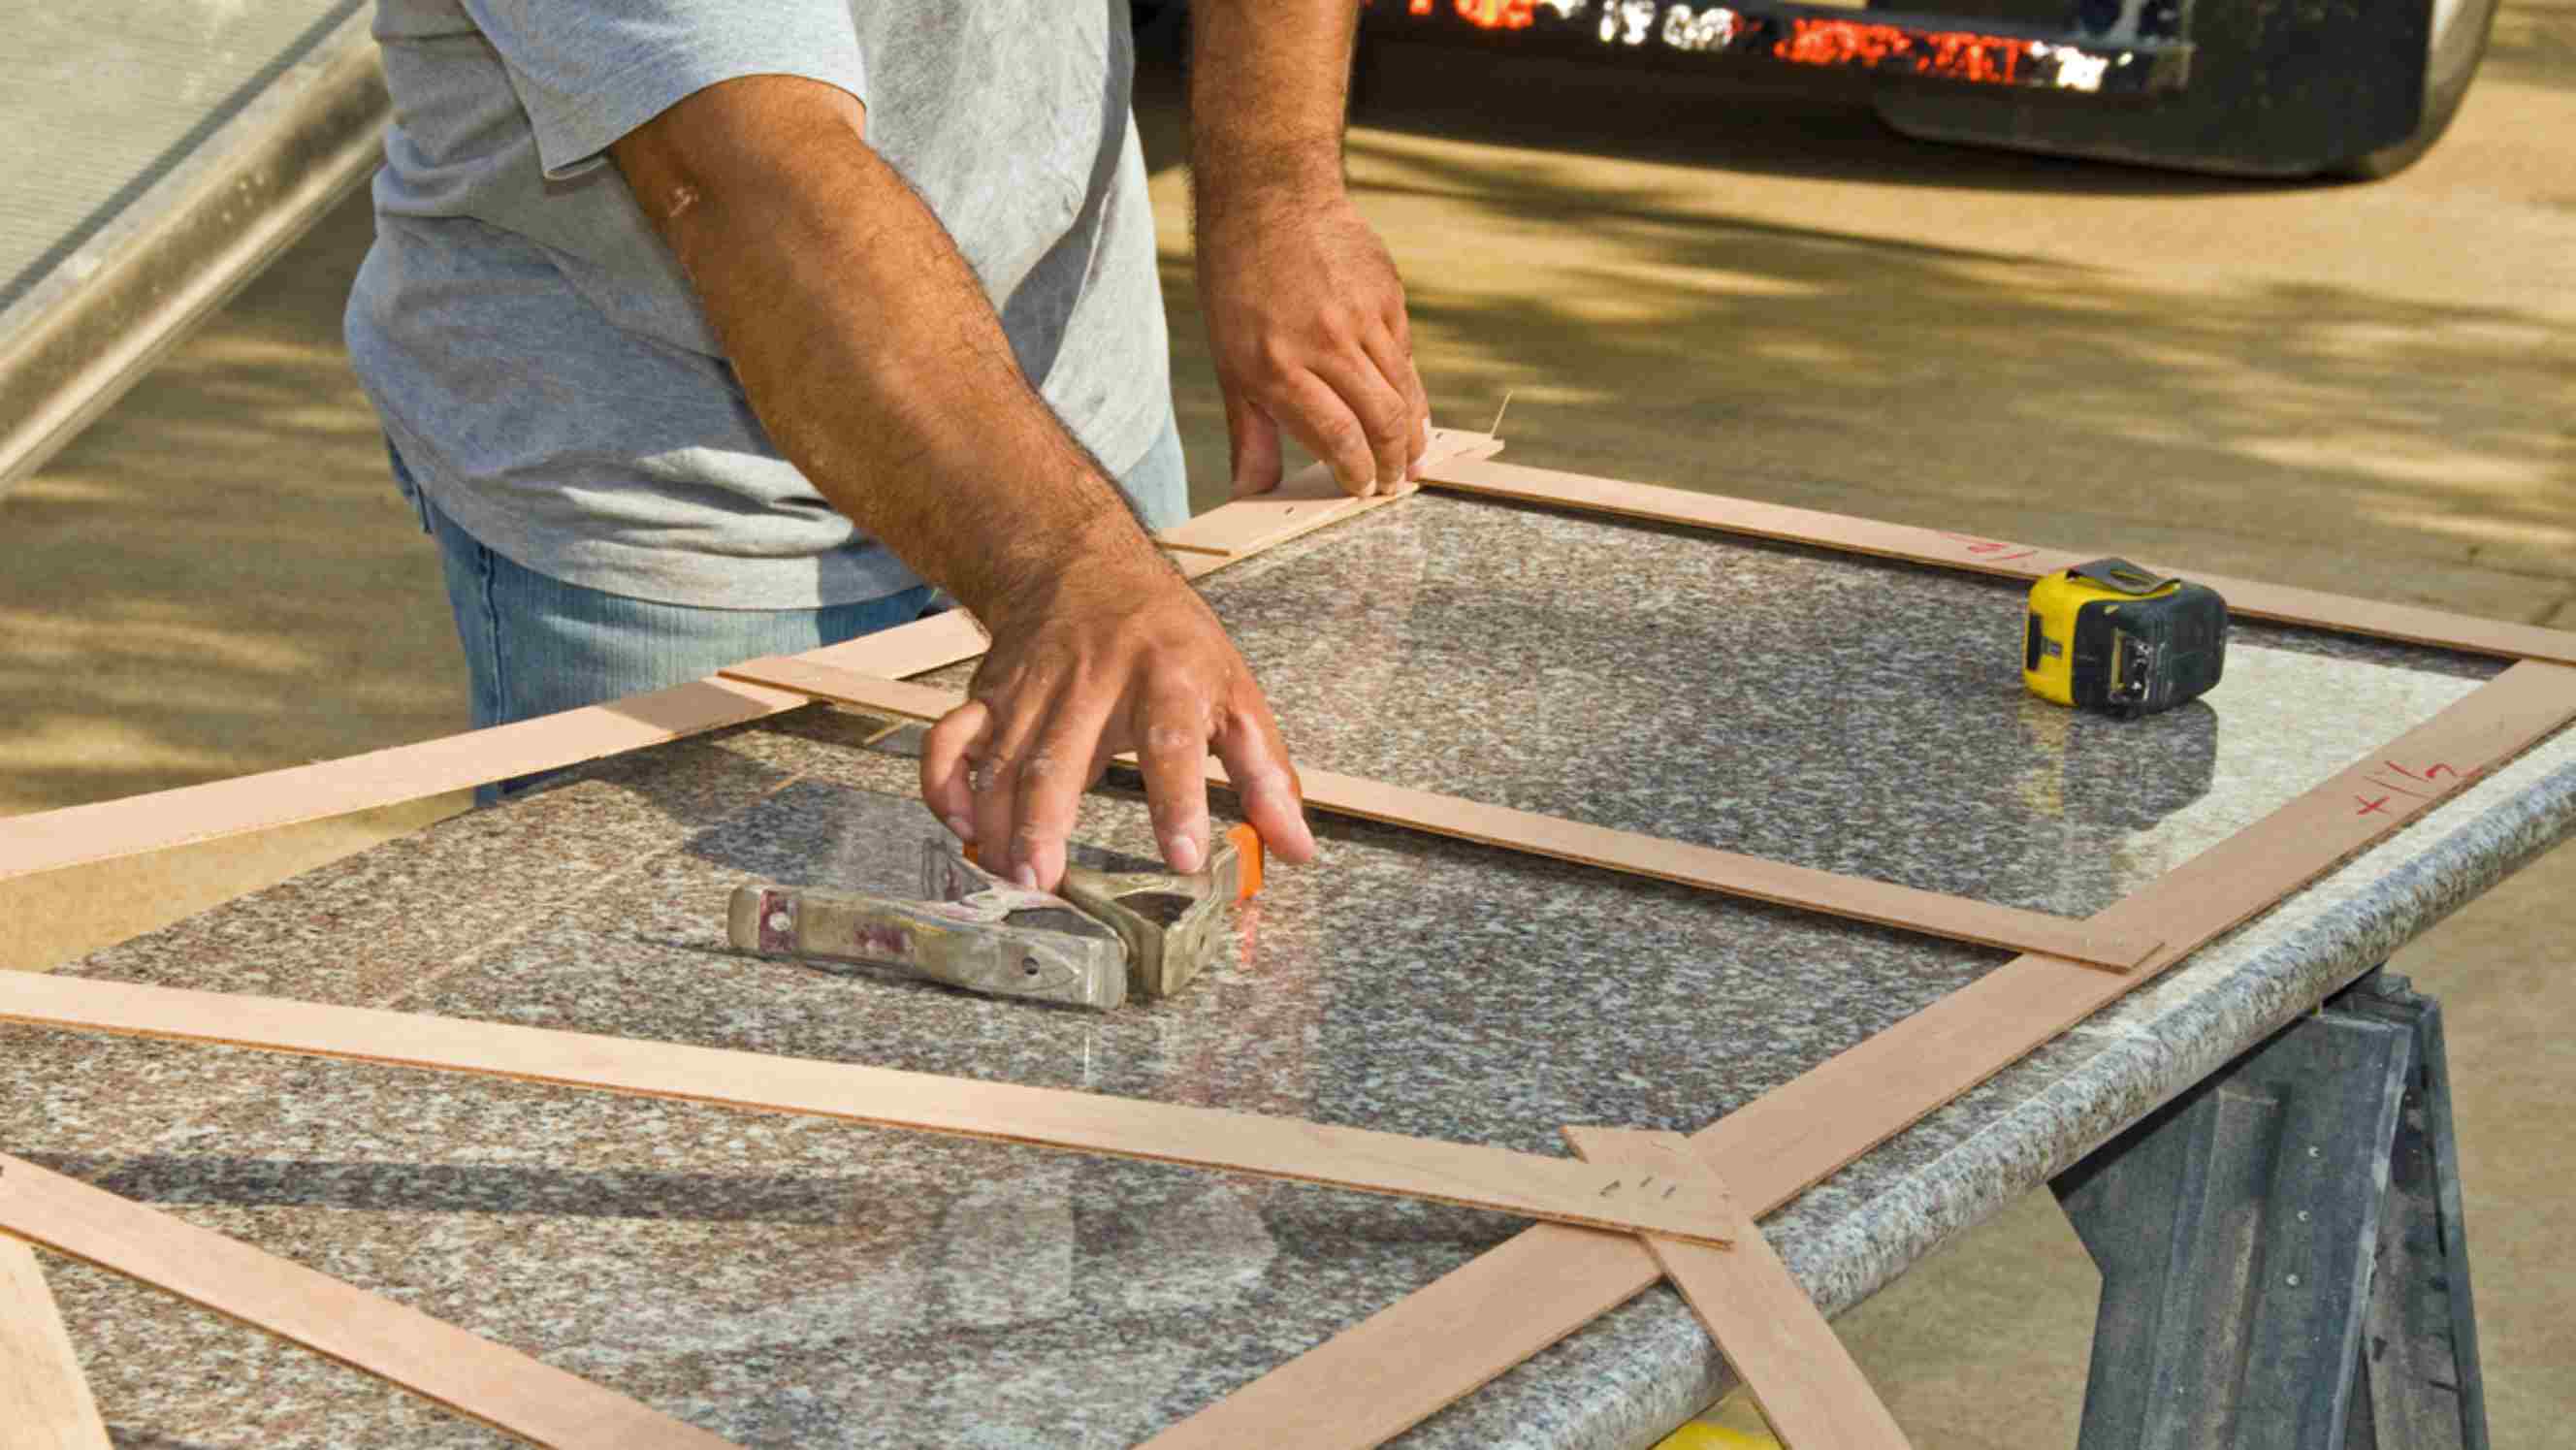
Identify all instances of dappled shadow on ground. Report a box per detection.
[0,193,466,814]
[9,33,2571,818]
[1141,52,2573,616]
[1347,42,2280,197]
[2486,0,2576,90]
[1142,31,2280,198]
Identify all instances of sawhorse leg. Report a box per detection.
[2051,970,2489,1450]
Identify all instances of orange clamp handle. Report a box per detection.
[1224,822,1265,904]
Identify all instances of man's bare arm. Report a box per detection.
[613,80,1142,634]
[610,76,1315,889]
[1190,2,1431,498]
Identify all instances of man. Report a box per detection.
[346,2,1431,893]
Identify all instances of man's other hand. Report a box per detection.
[918,538,1318,893]
[1199,187,1431,500]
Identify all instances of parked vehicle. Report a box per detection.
[1143,0,2499,177]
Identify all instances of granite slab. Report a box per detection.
[5,494,2567,1449]
[916,494,2499,920]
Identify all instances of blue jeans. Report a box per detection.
[402,418,1189,800]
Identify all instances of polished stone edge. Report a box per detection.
[1407,724,2576,1450]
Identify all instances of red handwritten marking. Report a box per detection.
[2366,776,2432,800]
[1937,532,2038,563]
[2354,795,2394,817]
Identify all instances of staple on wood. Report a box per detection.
[1154,428,1503,558]
[1562,1128,1910,1450]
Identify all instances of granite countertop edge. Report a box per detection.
[1434,724,2576,1450]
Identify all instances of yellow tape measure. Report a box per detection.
[2023,558,2228,717]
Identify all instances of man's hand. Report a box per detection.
[918,537,1315,892]
[1192,2,1432,500]
[1199,186,1429,499]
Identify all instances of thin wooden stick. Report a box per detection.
[0,1240,111,1450]
[0,976,1736,1248]
[715,658,2162,971]
[1421,458,2576,666]
[0,679,799,887]
[1562,1128,1909,1450]
[0,1154,734,1449]
[1156,428,1503,558]
[1149,661,2576,1447]
[0,429,1497,890]
[0,607,1005,889]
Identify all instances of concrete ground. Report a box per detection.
[5,11,2569,1444]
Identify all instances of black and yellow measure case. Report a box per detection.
[2023,559,2228,717]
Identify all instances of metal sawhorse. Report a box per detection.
[2054,970,2490,1449]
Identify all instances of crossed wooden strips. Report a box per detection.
[6,432,2573,1446]
[0,991,1897,1447]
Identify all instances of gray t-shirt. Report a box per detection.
[346,0,1170,608]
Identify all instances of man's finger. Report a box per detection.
[1009,692,1117,892]
[1132,684,1214,874]
[1225,390,1285,499]
[1362,321,1431,477]
[1213,693,1317,866]
[1265,369,1382,499]
[1312,350,1414,493]
[919,698,992,842]
[971,691,1057,885]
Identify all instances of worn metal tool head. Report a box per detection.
[964,824,1264,1002]
[728,847,1128,1010]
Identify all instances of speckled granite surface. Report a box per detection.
[7,497,2568,1449]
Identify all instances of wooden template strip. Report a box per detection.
[0,674,803,886]
[1422,458,2576,667]
[1709,658,2576,1205]
[1562,1129,1909,1450]
[0,426,1471,890]
[0,1154,734,1449]
[0,604,995,887]
[0,975,1734,1248]
[0,1239,111,1450]
[1153,428,1500,559]
[788,605,988,681]
[1152,660,2576,1447]
[715,658,2161,971]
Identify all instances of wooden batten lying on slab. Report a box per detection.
[0,1239,111,1450]
[1155,427,1505,559]
[0,605,983,892]
[1150,659,2576,1446]
[0,1154,735,1449]
[716,657,2162,971]
[1421,457,2576,666]
[1562,1128,1911,1450]
[13,437,2574,1444]
[0,435,1502,895]
[0,975,1735,1248]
